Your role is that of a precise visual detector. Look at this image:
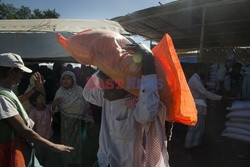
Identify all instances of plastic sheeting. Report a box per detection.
[0,32,72,59]
[0,19,127,60]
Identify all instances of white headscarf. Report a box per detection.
[55,71,89,119]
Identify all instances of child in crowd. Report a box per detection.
[23,73,46,114]
[29,91,53,166]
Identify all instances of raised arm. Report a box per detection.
[18,72,45,103]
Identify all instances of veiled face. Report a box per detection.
[61,75,73,89]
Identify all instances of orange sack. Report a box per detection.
[57,29,197,126]
[152,35,197,126]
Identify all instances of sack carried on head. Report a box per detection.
[57,29,197,126]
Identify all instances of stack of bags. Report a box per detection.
[222,100,250,143]
[242,66,250,100]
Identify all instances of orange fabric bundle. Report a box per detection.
[58,29,142,95]
[152,34,197,126]
[57,29,197,126]
[0,139,25,167]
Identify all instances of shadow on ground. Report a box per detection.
[169,101,250,167]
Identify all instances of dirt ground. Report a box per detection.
[169,100,250,167]
[47,101,250,167]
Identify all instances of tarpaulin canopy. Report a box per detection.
[0,19,127,62]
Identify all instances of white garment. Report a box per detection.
[0,87,34,128]
[214,62,231,91]
[216,63,227,82]
[54,71,91,120]
[188,73,222,102]
[0,87,19,120]
[83,74,169,167]
[185,73,222,148]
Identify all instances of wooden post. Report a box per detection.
[198,7,206,62]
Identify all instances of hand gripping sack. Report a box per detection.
[57,29,197,126]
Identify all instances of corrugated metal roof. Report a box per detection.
[112,0,250,49]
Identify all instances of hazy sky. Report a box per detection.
[2,0,176,19]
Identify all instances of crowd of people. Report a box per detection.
[0,44,171,167]
[182,54,246,150]
[0,46,246,167]
[0,53,73,167]
[0,53,102,167]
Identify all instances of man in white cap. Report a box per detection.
[0,53,73,167]
[0,52,41,103]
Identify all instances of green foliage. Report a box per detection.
[30,9,43,19]
[43,9,60,19]
[0,3,60,19]
[0,3,17,19]
[16,6,31,19]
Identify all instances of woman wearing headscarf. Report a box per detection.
[52,71,94,167]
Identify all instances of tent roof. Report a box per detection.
[112,0,250,49]
[0,19,127,62]
[0,19,127,34]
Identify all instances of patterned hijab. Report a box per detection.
[55,71,88,119]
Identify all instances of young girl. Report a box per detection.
[23,73,46,114]
[52,71,94,167]
[29,91,53,166]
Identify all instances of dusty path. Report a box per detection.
[169,101,250,167]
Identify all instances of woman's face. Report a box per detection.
[62,75,73,89]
